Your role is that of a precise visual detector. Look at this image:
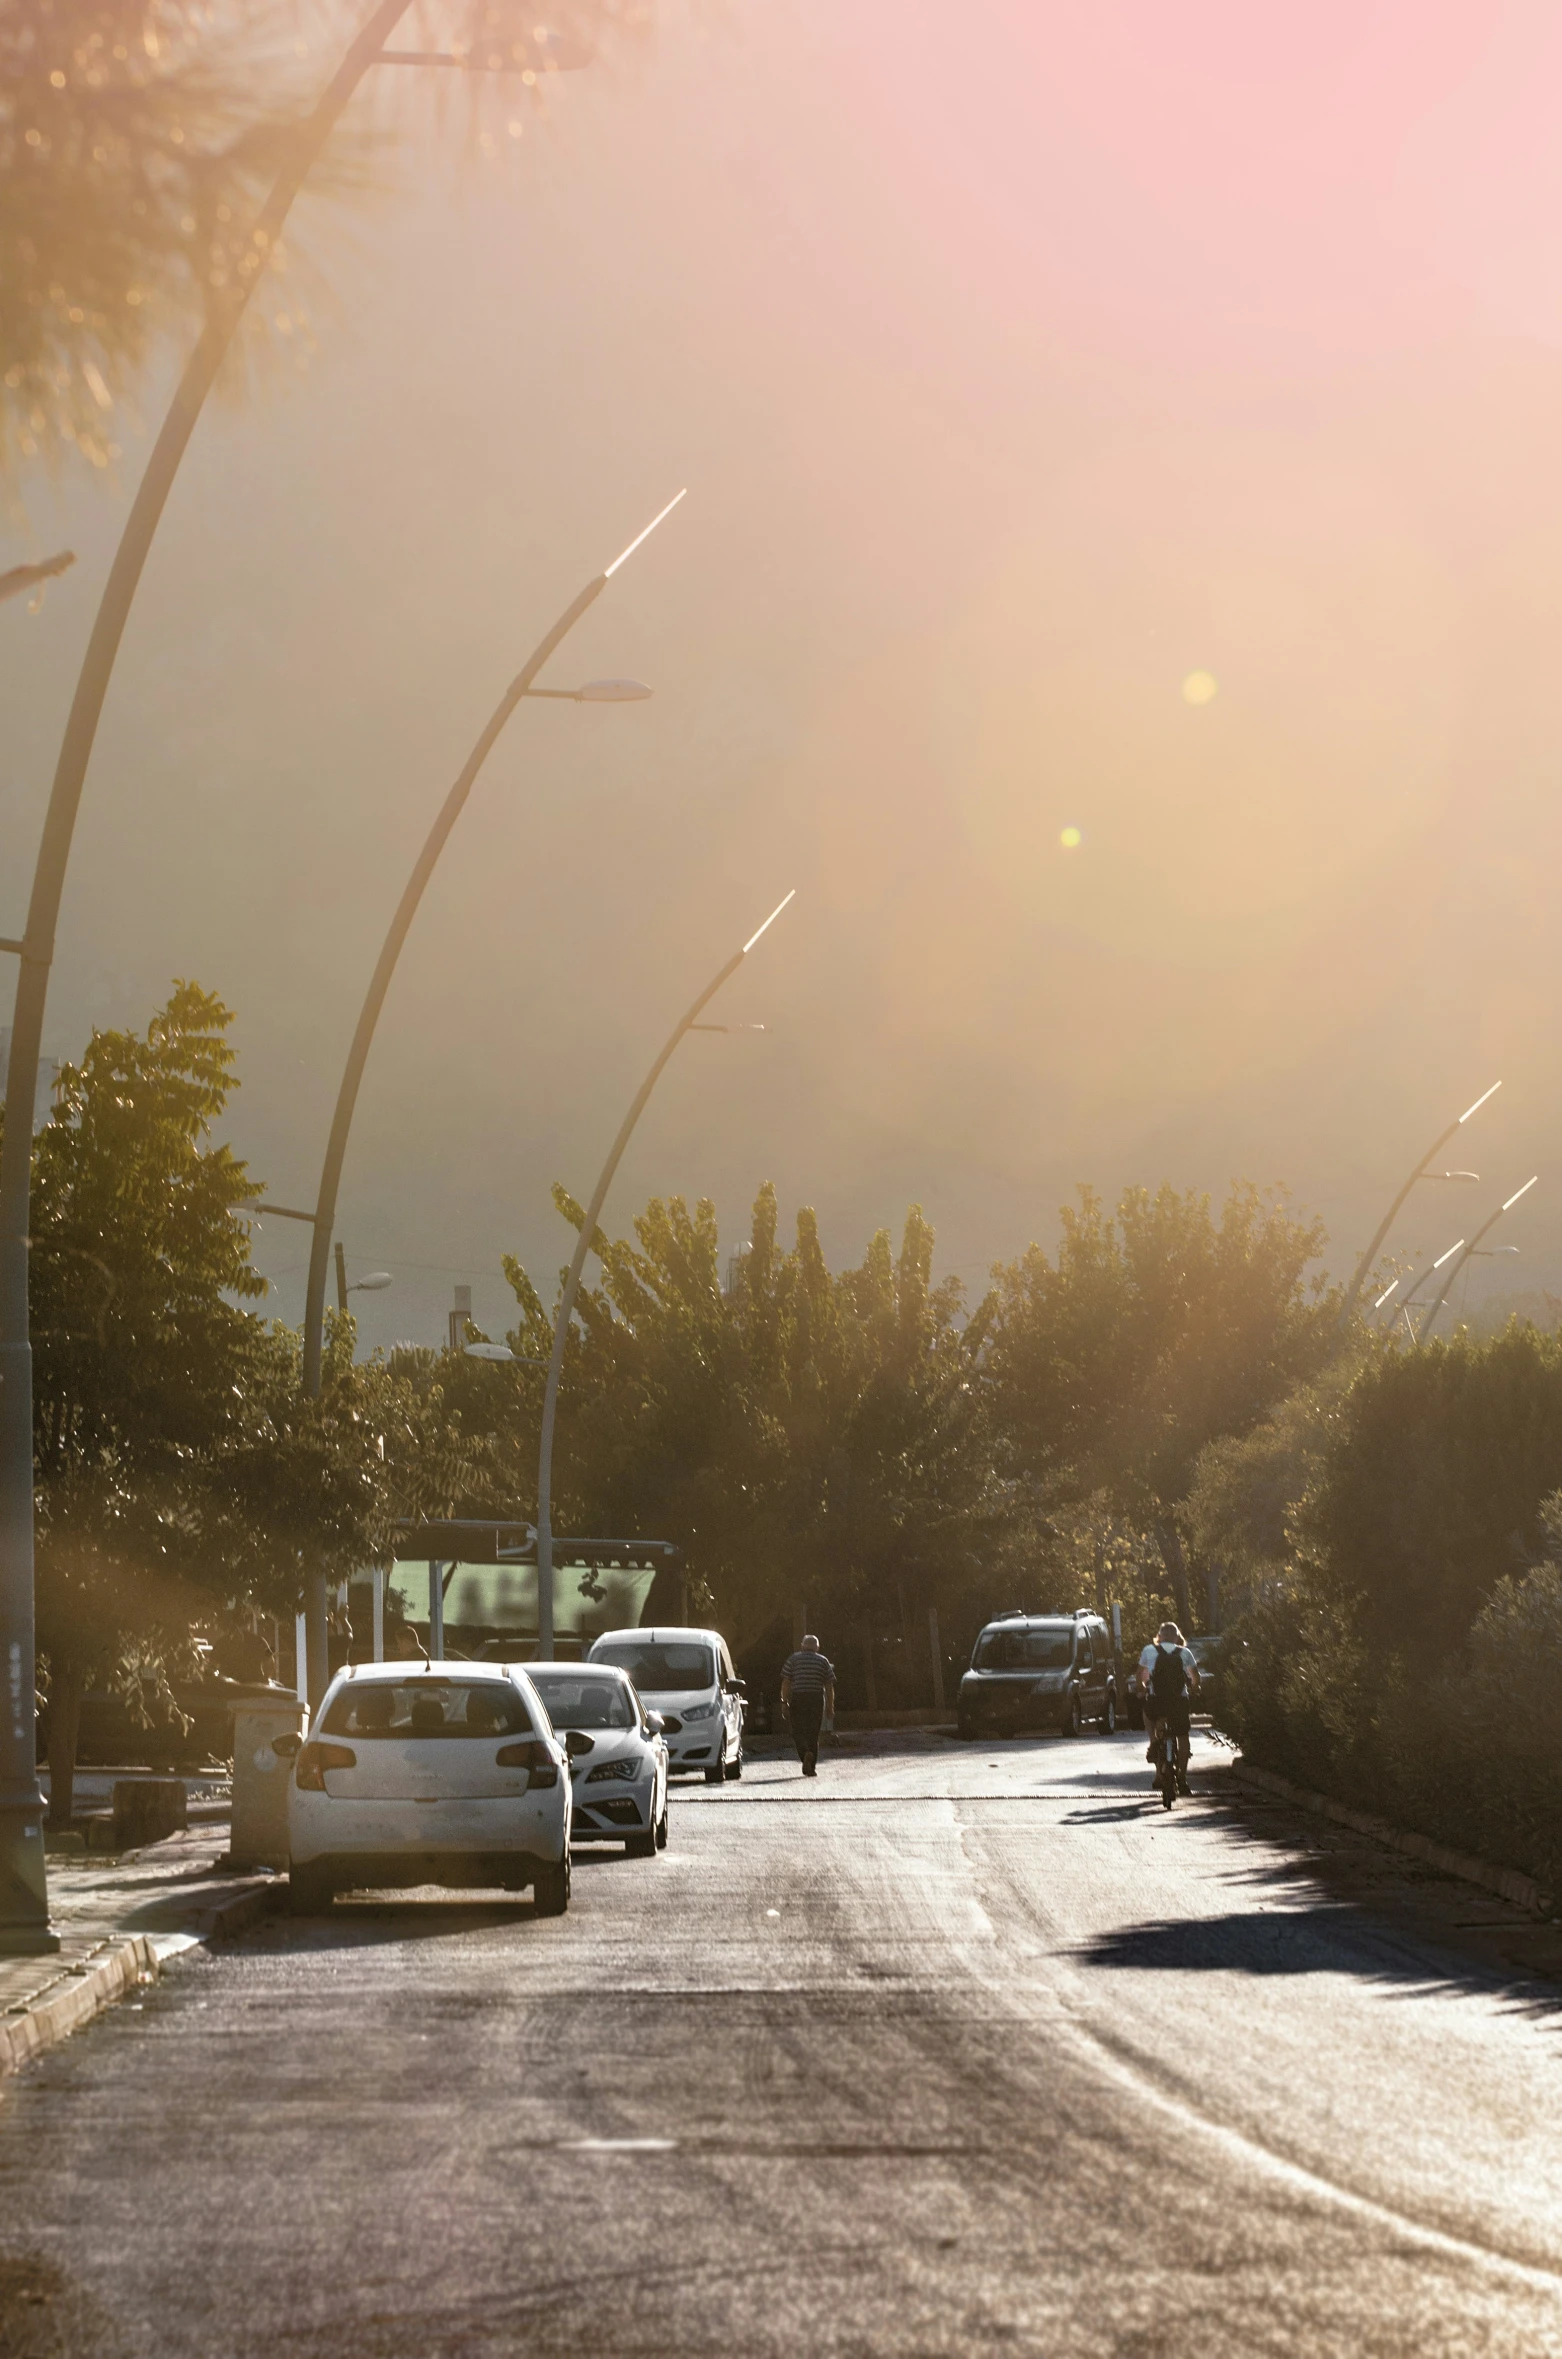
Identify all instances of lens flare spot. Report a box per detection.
[1182,670,1218,705]
[1059,825,1082,849]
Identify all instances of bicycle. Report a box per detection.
[1150,1716,1186,1809]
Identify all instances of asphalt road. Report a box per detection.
[4,1727,1562,2358]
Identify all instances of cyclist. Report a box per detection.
[1137,1621,1200,1795]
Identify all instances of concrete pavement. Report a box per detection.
[2,1726,1561,2355]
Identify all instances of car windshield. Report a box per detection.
[973,1625,1076,1672]
[593,1642,715,1692]
[320,1680,532,1739]
[526,1673,638,1732]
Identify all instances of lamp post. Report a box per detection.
[534,890,795,1660]
[291,501,678,1704]
[1336,1083,1500,1330]
[1418,1179,1538,1344]
[1374,1237,1465,1339]
[0,6,601,1946]
[333,1245,393,1315]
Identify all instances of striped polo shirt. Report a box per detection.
[782,1649,835,1694]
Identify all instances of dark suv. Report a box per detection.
[956,1611,1118,1741]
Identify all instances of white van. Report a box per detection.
[587,1626,746,1784]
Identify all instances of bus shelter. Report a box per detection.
[372,1520,681,1661]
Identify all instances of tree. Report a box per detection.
[0,0,655,485]
[1295,1324,1562,1661]
[495,1183,1007,1693]
[981,1181,1333,1624]
[1182,1353,1367,1619]
[17,981,266,1815]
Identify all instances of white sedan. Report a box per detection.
[281,1660,571,1915]
[524,1663,669,1855]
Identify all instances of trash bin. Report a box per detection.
[229,1692,304,1870]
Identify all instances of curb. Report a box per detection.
[1231,1759,1556,1920]
[0,1933,159,2078]
[0,1878,287,2083]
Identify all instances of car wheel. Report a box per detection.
[533,1854,570,1915]
[1101,1690,1117,1734]
[726,1747,743,1781]
[704,1744,727,1787]
[655,1802,669,1850]
[624,1827,657,1859]
[956,1716,976,1741]
[1066,1690,1084,1739]
[288,1861,334,1916]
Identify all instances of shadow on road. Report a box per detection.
[1073,1906,1409,1975]
[1067,1788,1562,2023]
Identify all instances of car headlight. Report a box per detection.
[679,1701,717,1720]
[584,1755,639,1783]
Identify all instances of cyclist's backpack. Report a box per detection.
[1150,1645,1188,1712]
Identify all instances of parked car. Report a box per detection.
[279,1660,571,1915]
[588,1626,747,1785]
[523,1662,669,1856]
[956,1611,1117,1740]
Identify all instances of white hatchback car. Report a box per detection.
[280,1660,571,1915]
[524,1662,669,1854]
[588,1626,747,1784]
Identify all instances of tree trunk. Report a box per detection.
[48,1659,84,1827]
[862,1614,878,1714]
[1154,1519,1192,1632]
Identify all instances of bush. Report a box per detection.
[1218,1558,1562,1897]
[1299,1326,1562,1661]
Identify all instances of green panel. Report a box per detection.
[390,1559,655,1641]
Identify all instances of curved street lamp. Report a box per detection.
[290,497,681,1701]
[534,890,795,1658]
[1374,1236,1465,1340]
[0,6,600,1946]
[1418,1177,1538,1344]
[1336,1082,1500,1330]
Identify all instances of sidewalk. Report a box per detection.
[1,1816,285,2080]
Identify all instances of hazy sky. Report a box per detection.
[6,0,1562,1352]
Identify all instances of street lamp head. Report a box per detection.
[604,488,687,578]
[576,678,653,702]
[743,888,796,956]
[1431,1171,1481,1182]
[464,1342,513,1362]
[350,1272,394,1293]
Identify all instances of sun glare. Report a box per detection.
[1182,671,1218,705]
[1059,825,1082,849]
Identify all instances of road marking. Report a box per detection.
[562,2137,677,2152]
[1076,2015,1562,2297]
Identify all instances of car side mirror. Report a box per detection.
[645,1711,666,1735]
[725,1677,747,1696]
[564,1729,594,1759]
[272,1733,301,1760]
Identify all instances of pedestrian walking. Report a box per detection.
[780,1634,836,1777]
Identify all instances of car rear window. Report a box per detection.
[592,1641,715,1692]
[526,1673,638,1732]
[321,1680,534,1739]
[973,1626,1076,1671]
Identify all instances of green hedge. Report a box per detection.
[1219,1564,1562,1897]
